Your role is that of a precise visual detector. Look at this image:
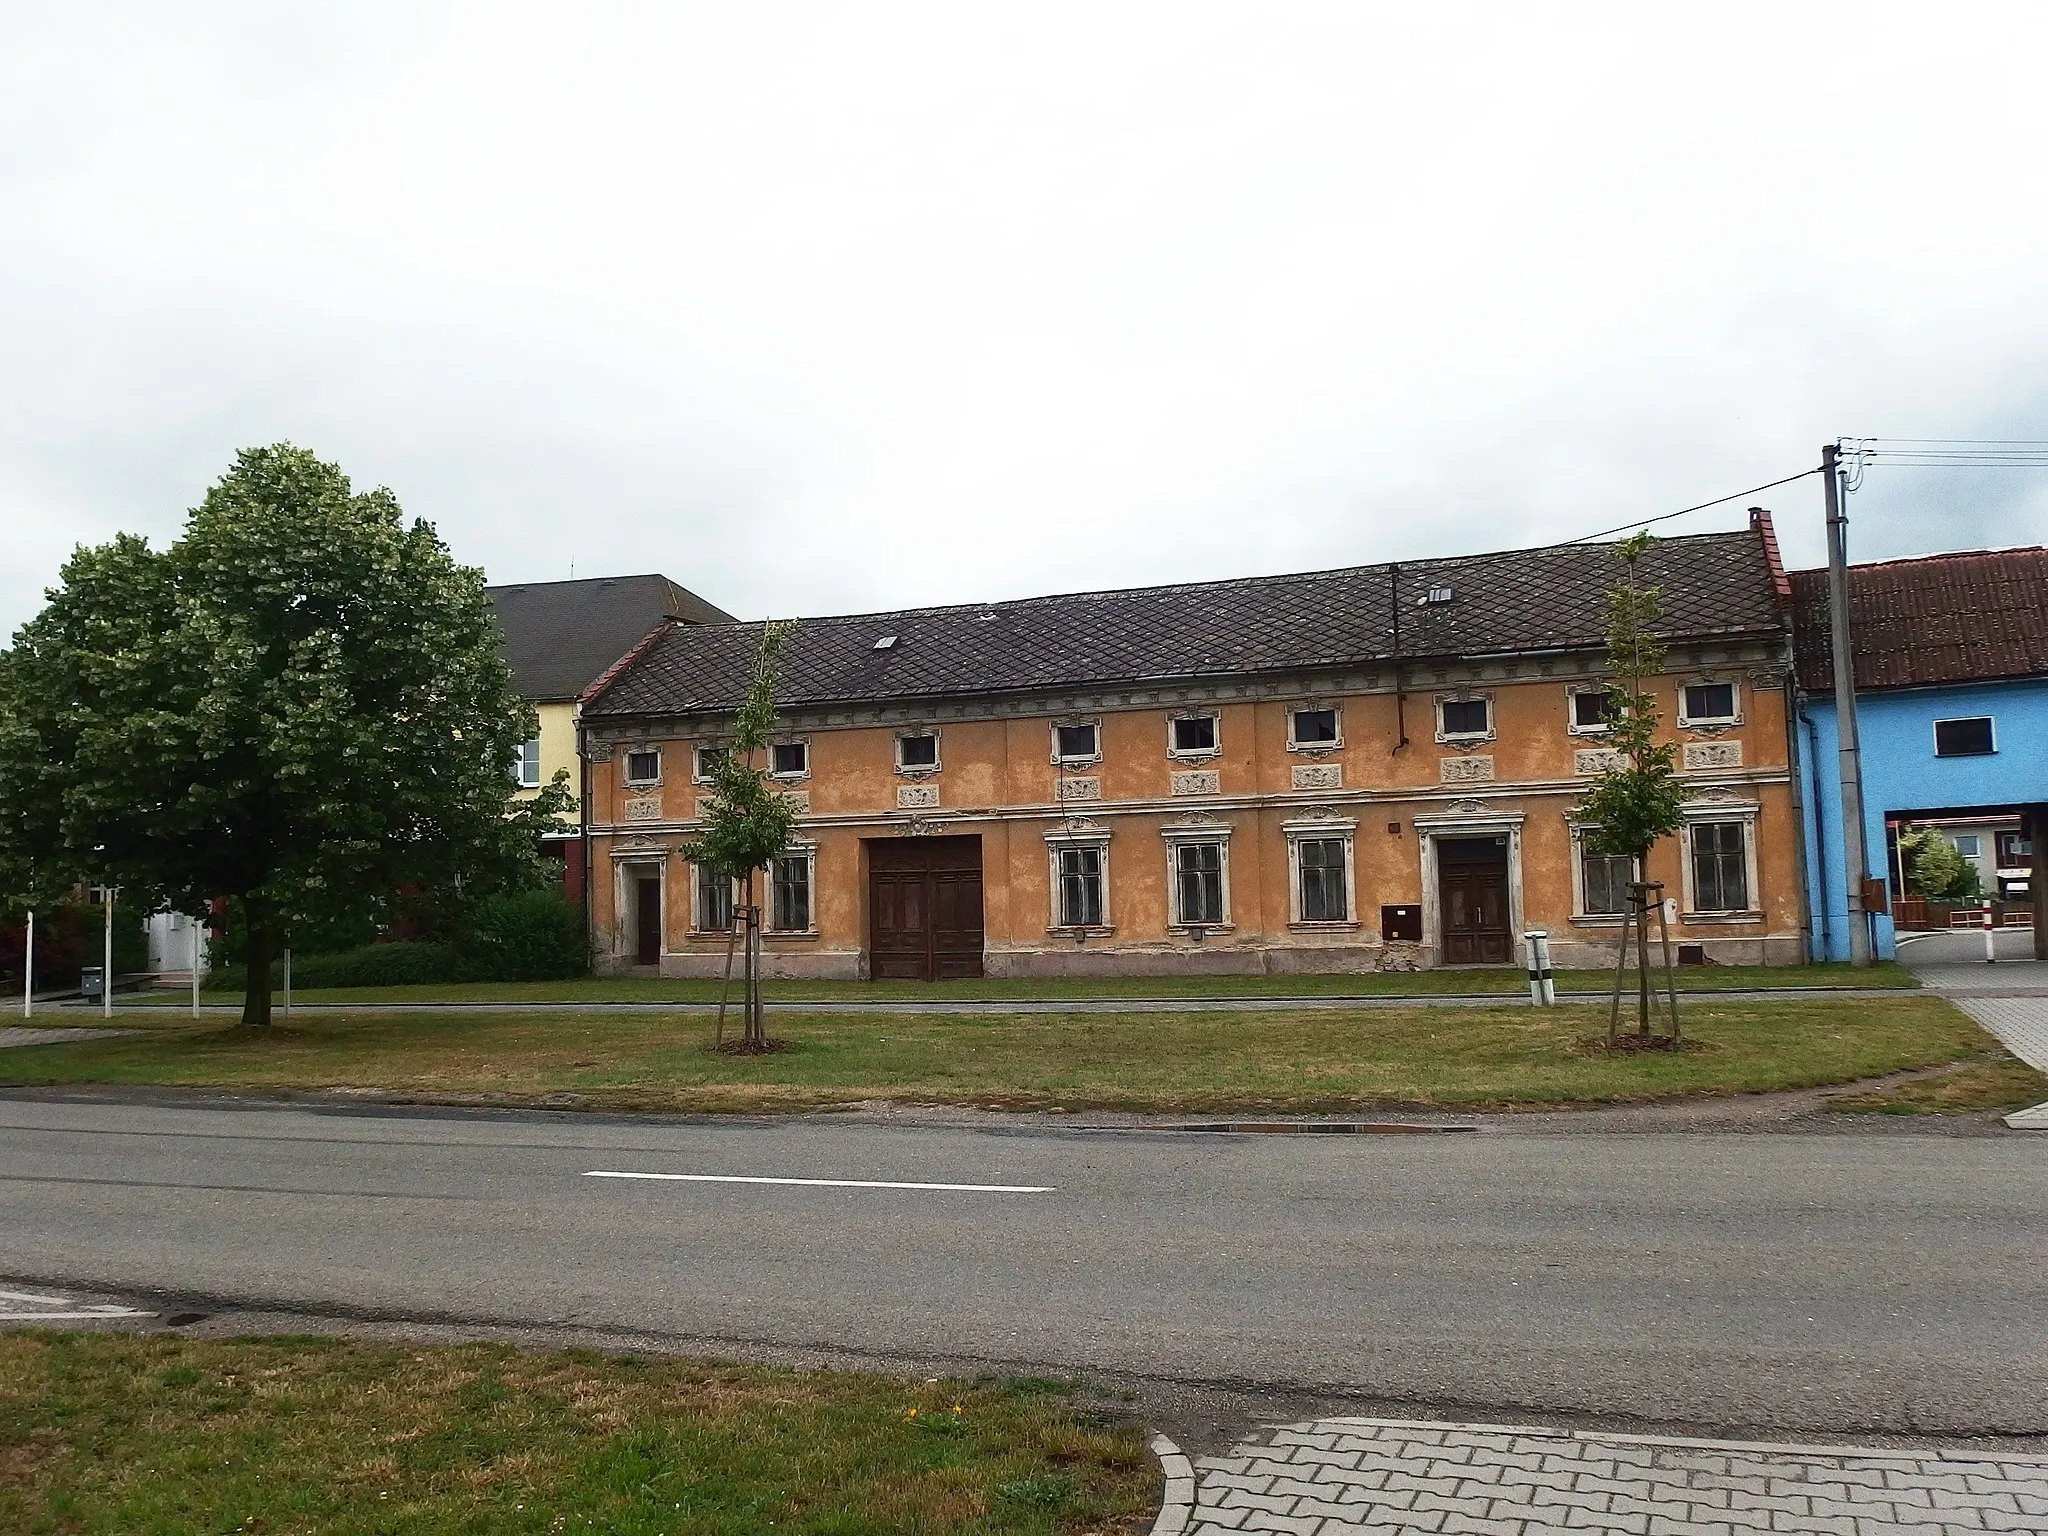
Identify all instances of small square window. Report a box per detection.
[1683,682,1737,724]
[693,745,729,780]
[1952,834,1981,857]
[1571,691,1612,730]
[1170,715,1218,754]
[1934,717,1994,757]
[898,732,939,770]
[1053,722,1099,762]
[770,741,808,778]
[624,749,661,784]
[1291,707,1339,745]
[1441,698,1489,736]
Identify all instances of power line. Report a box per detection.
[1557,468,1823,546]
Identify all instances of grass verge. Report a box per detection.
[1825,1052,2048,1115]
[1,995,1988,1114]
[0,1333,1153,1535]
[141,961,1919,1009]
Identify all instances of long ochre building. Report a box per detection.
[577,516,1805,978]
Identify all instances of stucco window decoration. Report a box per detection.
[1167,713,1221,759]
[1435,693,1493,745]
[511,737,542,787]
[693,862,736,934]
[691,745,729,784]
[1287,706,1341,752]
[1044,828,1112,932]
[1283,817,1358,927]
[1933,716,1995,757]
[1050,720,1102,766]
[1678,798,1761,918]
[769,844,816,933]
[1161,822,1233,930]
[895,730,941,774]
[1677,679,1741,731]
[624,748,662,785]
[1566,686,1614,736]
[769,740,810,779]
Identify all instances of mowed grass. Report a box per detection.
[1,995,1988,1113]
[0,1333,1154,1536]
[138,961,1918,1009]
[1826,1052,2048,1115]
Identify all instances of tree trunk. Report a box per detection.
[1635,885,1653,1042]
[241,897,274,1031]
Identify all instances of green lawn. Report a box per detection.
[135,961,1919,1009]
[0,1333,1154,1535]
[3,994,1985,1114]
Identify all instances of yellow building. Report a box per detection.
[578,521,1806,977]
[488,574,735,899]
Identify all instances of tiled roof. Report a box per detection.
[585,527,1784,718]
[487,574,737,701]
[1789,547,2048,693]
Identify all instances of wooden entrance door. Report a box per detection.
[868,836,985,981]
[1437,836,1511,964]
[633,874,662,966]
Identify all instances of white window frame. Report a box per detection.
[1049,718,1103,767]
[623,747,663,786]
[688,743,733,785]
[1678,801,1762,918]
[1166,712,1222,760]
[1566,820,1639,922]
[512,737,543,787]
[1932,715,1996,758]
[1161,822,1233,930]
[1676,677,1742,731]
[1951,833,1982,858]
[1565,685,1614,737]
[1044,828,1112,933]
[1434,691,1495,746]
[1282,817,1358,927]
[895,728,942,775]
[1286,704,1343,753]
[690,859,738,935]
[767,842,818,934]
[767,738,811,781]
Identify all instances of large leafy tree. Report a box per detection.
[0,444,571,1028]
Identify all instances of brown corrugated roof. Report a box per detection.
[1790,547,2048,693]
[587,527,1785,718]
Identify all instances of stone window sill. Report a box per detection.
[1289,920,1361,932]
[1681,911,1764,925]
[1169,923,1235,936]
[1047,925,1115,938]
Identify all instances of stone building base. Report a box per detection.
[1546,934,1805,970]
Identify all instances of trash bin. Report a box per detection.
[80,966,104,1002]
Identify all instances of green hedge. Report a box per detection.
[205,893,588,992]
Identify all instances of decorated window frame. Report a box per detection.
[1676,677,1742,732]
[1434,690,1494,746]
[1160,821,1233,931]
[894,728,942,776]
[1282,816,1359,927]
[1044,826,1113,934]
[1166,712,1222,761]
[1286,703,1343,754]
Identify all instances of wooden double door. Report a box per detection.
[1437,836,1512,965]
[868,836,985,981]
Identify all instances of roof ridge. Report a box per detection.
[1788,545,2048,577]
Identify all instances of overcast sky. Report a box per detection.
[5,3,2046,638]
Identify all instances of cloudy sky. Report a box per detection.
[5,2,2046,638]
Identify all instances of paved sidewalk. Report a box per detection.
[1905,954,2048,1128]
[1186,1417,2048,1535]
[0,1026,136,1050]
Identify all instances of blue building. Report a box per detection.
[1791,547,2048,961]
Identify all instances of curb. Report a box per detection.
[1148,1431,1195,1536]
[2003,1099,2048,1130]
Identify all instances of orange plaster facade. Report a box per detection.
[585,638,1805,978]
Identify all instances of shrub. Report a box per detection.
[205,941,471,993]
[461,890,587,982]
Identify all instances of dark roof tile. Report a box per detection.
[1789,548,2048,693]
[487,574,736,700]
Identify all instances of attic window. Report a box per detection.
[1420,586,1454,605]
[873,635,898,651]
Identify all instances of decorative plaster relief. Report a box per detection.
[1574,748,1627,775]
[1170,769,1222,796]
[624,797,663,822]
[897,784,940,810]
[776,789,811,812]
[585,741,613,762]
[1683,741,1743,770]
[1439,755,1496,783]
[1054,777,1101,802]
[1291,763,1343,791]
[695,798,718,820]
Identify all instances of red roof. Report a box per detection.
[1790,547,2048,693]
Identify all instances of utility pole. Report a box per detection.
[1823,442,1874,965]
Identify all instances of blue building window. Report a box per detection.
[1933,717,1995,757]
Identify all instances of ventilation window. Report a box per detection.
[770,741,808,778]
[624,749,661,784]
[1053,722,1099,763]
[1440,698,1490,737]
[1934,717,1995,757]
[1572,691,1613,730]
[1421,586,1454,604]
[1290,707,1339,747]
[897,732,939,770]
[692,745,728,781]
[1681,682,1737,726]
[872,635,898,650]
[1170,715,1219,755]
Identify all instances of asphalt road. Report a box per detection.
[3,1096,2043,1439]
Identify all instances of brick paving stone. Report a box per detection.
[1186,1419,2048,1536]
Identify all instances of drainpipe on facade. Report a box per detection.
[1799,705,1832,962]
[1782,679,1815,965]
[577,717,594,971]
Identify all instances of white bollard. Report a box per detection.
[1536,930,1557,1006]
[1523,929,1554,1006]
[1984,903,1997,964]
[191,917,202,1019]
[21,909,31,1019]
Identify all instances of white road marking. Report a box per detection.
[0,1288,74,1305]
[0,1308,152,1319]
[583,1170,1053,1193]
